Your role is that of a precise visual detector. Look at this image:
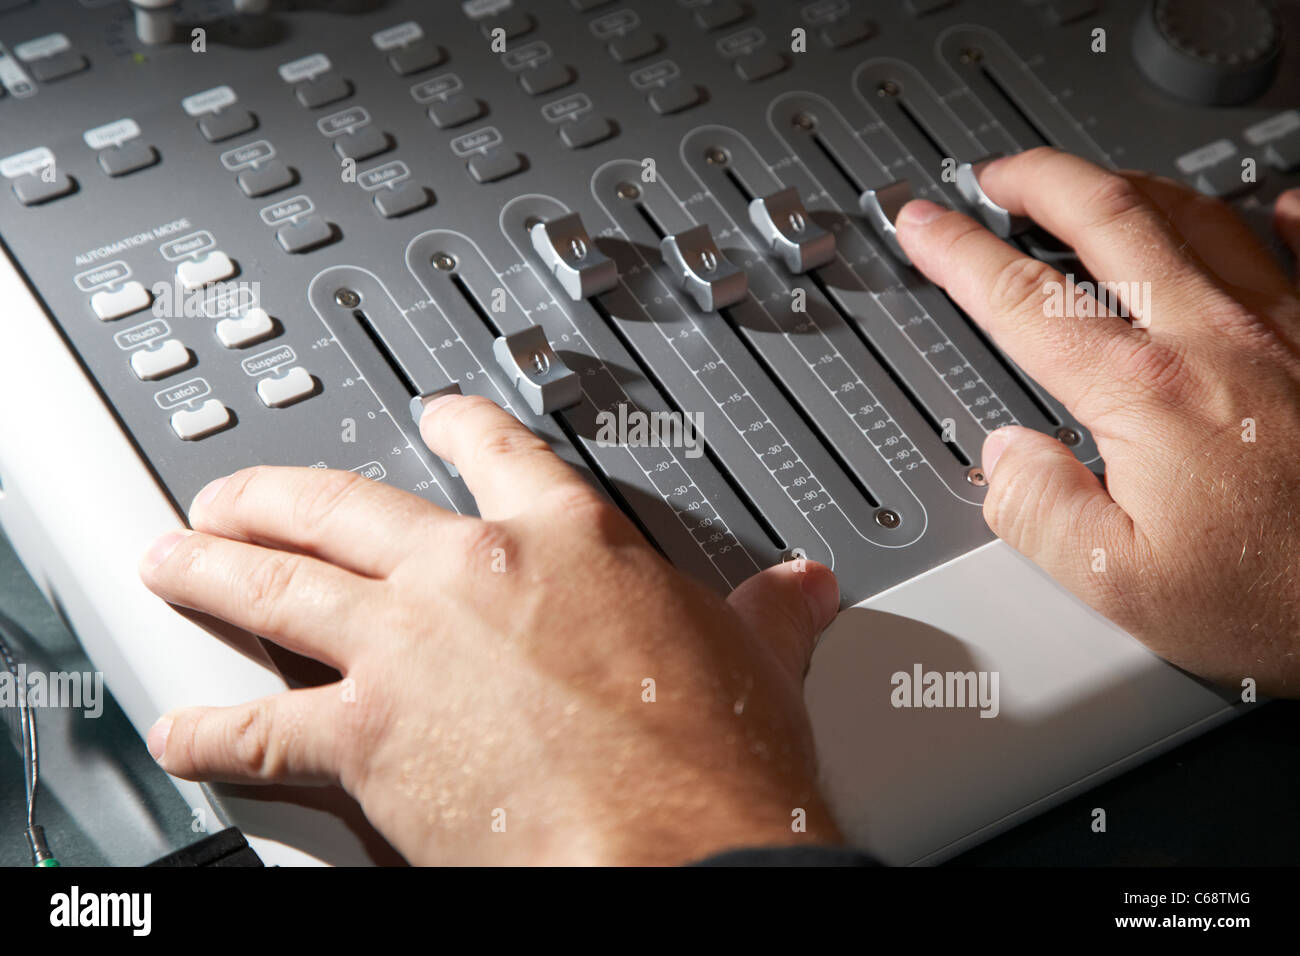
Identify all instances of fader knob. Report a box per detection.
[1132,0,1282,105]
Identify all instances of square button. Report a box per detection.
[1263,128,1300,172]
[734,49,786,82]
[334,126,392,162]
[374,182,431,218]
[560,116,614,149]
[98,141,159,177]
[29,49,87,82]
[12,170,75,206]
[198,109,257,143]
[518,61,572,95]
[429,95,484,129]
[389,40,445,76]
[467,148,524,183]
[237,160,298,197]
[277,215,337,253]
[480,10,533,39]
[648,82,702,115]
[608,30,662,63]
[694,0,746,30]
[821,18,874,48]
[294,73,352,109]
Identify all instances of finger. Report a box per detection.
[1276,188,1300,276]
[417,393,591,520]
[140,530,369,670]
[896,199,1163,421]
[188,466,445,578]
[148,685,349,785]
[978,148,1228,326]
[726,560,839,682]
[1123,172,1292,297]
[979,426,1135,613]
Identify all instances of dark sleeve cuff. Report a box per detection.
[689,845,882,866]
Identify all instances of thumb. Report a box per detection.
[980,426,1133,600]
[1275,188,1300,278]
[727,559,840,681]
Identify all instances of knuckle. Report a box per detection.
[1083,173,1151,229]
[543,485,629,541]
[1112,337,1193,405]
[291,469,366,537]
[229,701,275,776]
[244,552,304,626]
[474,423,552,464]
[988,254,1058,318]
[220,466,265,514]
[449,519,513,570]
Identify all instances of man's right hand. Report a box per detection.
[896,149,1300,697]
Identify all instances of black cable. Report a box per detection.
[0,612,58,866]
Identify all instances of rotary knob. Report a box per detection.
[1132,0,1283,105]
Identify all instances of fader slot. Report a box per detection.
[939,28,1111,162]
[703,138,984,470]
[408,229,772,592]
[609,164,928,552]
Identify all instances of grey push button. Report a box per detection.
[608,30,662,63]
[467,148,524,183]
[906,0,955,16]
[1193,161,1257,199]
[176,251,236,290]
[130,339,192,381]
[11,170,74,206]
[198,110,257,143]
[216,307,276,348]
[493,325,581,416]
[660,224,748,311]
[480,10,533,40]
[1042,0,1097,25]
[821,17,873,48]
[373,182,430,218]
[389,40,445,76]
[694,0,746,30]
[98,141,158,177]
[858,181,916,265]
[735,50,787,82]
[1264,128,1300,172]
[276,215,336,253]
[748,186,835,273]
[28,49,87,82]
[170,399,231,441]
[428,94,484,129]
[955,158,1029,237]
[91,281,152,321]
[334,126,392,162]
[560,116,614,149]
[530,213,619,300]
[294,73,352,109]
[237,160,298,197]
[648,82,702,115]
[518,61,572,95]
[256,367,317,408]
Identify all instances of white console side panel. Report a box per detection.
[807,539,1238,865]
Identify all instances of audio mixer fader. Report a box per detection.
[0,0,1296,864]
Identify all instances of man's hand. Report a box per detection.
[139,394,842,865]
[896,148,1300,697]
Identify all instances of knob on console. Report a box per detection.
[1132,0,1283,105]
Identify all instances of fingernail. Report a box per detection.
[146,717,172,761]
[976,156,1008,185]
[896,199,947,226]
[142,531,188,571]
[189,475,228,519]
[800,563,841,625]
[982,427,1017,481]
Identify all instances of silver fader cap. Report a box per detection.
[529,213,619,301]
[659,224,748,312]
[955,157,1030,238]
[493,325,581,416]
[747,186,835,273]
[858,180,916,266]
[410,383,465,477]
